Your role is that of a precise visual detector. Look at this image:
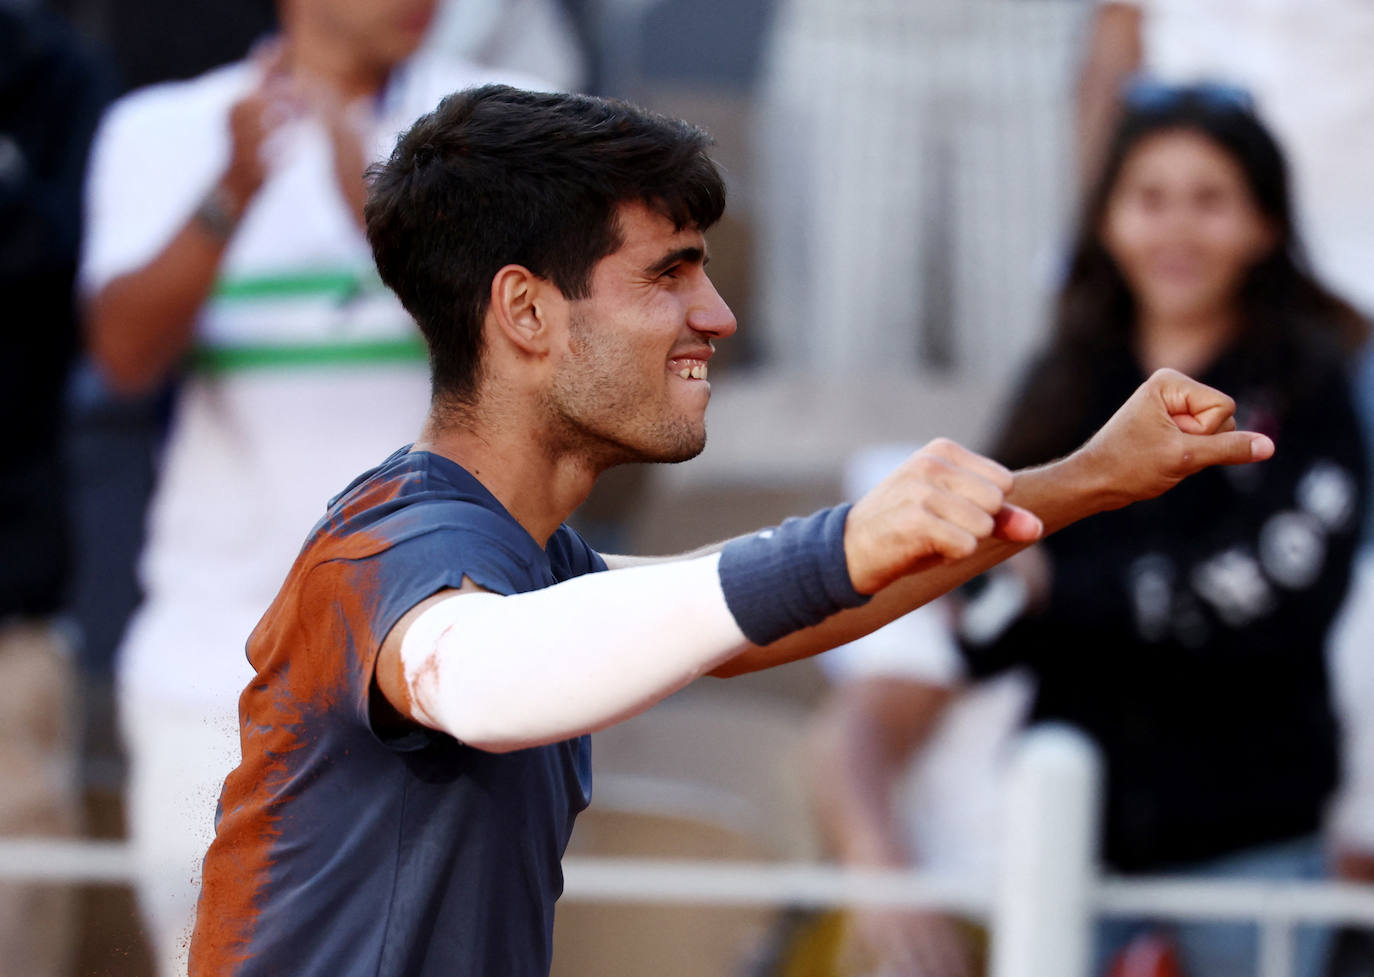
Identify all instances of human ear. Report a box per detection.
[488,264,557,356]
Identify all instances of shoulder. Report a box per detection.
[98,60,251,141]
[307,450,550,587]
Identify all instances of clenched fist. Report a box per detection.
[844,438,1044,595]
[841,369,1274,598]
[1075,367,1275,511]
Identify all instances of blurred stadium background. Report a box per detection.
[8,0,1374,975]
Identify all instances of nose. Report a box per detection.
[687,273,738,340]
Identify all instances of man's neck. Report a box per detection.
[413,408,601,548]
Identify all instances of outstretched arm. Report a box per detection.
[375,437,1028,753]
[375,369,1272,751]
[719,368,1271,674]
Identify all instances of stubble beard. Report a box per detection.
[545,314,707,470]
[541,386,708,470]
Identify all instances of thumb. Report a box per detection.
[1182,430,1274,470]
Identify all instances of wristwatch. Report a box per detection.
[193,184,242,240]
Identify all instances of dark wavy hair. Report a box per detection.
[365,85,727,410]
[993,83,1367,467]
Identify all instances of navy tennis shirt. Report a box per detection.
[190,448,600,977]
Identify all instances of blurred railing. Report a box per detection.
[4,727,1373,977]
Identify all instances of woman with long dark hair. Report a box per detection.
[809,85,1369,977]
[985,82,1369,977]
[999,82,1366,468]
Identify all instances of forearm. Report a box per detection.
[88,79,270,396]
[399,554,752,752]
[87,213,231,393]
[718,452,1108,676]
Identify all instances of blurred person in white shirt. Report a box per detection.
[80,2,547,973]
[1078,3,1374,953]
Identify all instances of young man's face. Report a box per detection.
[544,200,737,467]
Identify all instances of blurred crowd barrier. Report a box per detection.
[4,727,1374,976]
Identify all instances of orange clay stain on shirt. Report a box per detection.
[189,471,415,976]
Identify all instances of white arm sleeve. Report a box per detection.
[399,553,750,752]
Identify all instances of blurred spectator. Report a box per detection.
[809,87,1368,977]
[1077,2,1374,316]
[802,615,1024,976]
[78,1,544,973]
[753,0,1085,380]
[424,0,587,92]
[57,0,278,706]
[0,3,109,975]
[54,0,278,792]
[1078,9,1374,964]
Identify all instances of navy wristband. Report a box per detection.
[717,503,871,646]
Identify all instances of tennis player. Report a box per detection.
[189,85,1274,977]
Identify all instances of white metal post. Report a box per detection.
[1258,918,1295,977]
[990,724,1103,977]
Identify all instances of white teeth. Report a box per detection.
[676,363,709,380]
[695,364,708,380]
[679,368,691,379]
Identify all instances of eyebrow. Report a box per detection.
[644,245,708,276]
